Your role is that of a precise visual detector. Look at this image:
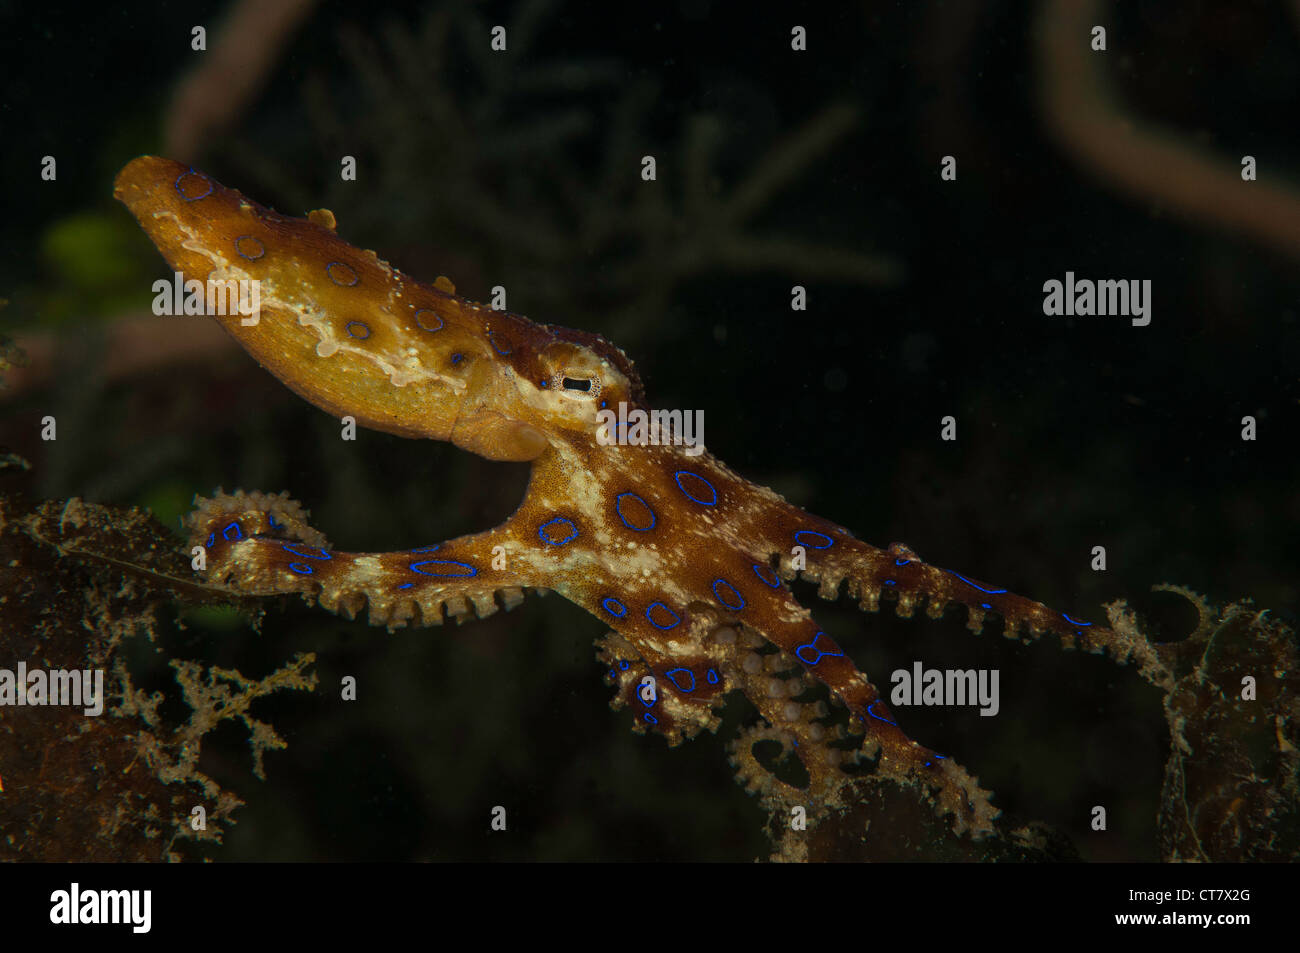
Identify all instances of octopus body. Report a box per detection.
[115,156,1135,836]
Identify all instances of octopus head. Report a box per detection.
[447,317,647,462]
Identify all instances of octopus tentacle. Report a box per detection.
[792,533,1128,657]
[187,489,535,629]
[598,619,857,808]
[593,572,999,834]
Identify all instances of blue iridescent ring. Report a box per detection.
[712,578,745,611]
[615,492,656,531]
[538,517,578,546]
[665,668,696,693]
[794,530,834,550]
[281,543,331,560]
[327,262,359,286]
[414,309,443,332]
[645,602,681,630]
[409,559,477,577]
[174,170,213,201]
[673,470,718,506]
[234,235,265,260]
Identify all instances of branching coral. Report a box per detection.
[237,0,900,343]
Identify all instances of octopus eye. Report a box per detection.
[552,370,601,401]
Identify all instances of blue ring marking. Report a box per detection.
[981,603,993,610]
[712,578,745,611]
[487,330,511,355]
[409,544,440,553]
[706,668,720,685]
[540,379,549,388]
[174,169,213,201]
[326,262,359,286]
[618,660,630,671]
[601,597,627,618]
[665,668,696,693]
[397,583,413,590]
[794,530,834,549]
[645,602,681,630]
[409,559,477,578]
[538,516,578,546]
[673,470,718,506]
[752,564,781,589]
[643,713,658,725]
[867,701,897,726]
[614,492,656,531]
[946,570,1008,595]
[205,532,216,548]
[345,321,371,339]
[413,309,443,332]
[222,522,243,542]
[895,558,912,566]
[234,235,265,260]
[794,631,845,667]
[608,668,616,680]
[1062,613,1092,626]
[450,353,464,366]
[287,562,314,575]
[267,512,282,530]
[281,543,331,560]
[884,579,896,586]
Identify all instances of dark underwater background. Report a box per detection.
[0,0,1296,860]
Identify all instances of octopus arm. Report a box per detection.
[187,490,539,630]
[791,534,1129,658]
